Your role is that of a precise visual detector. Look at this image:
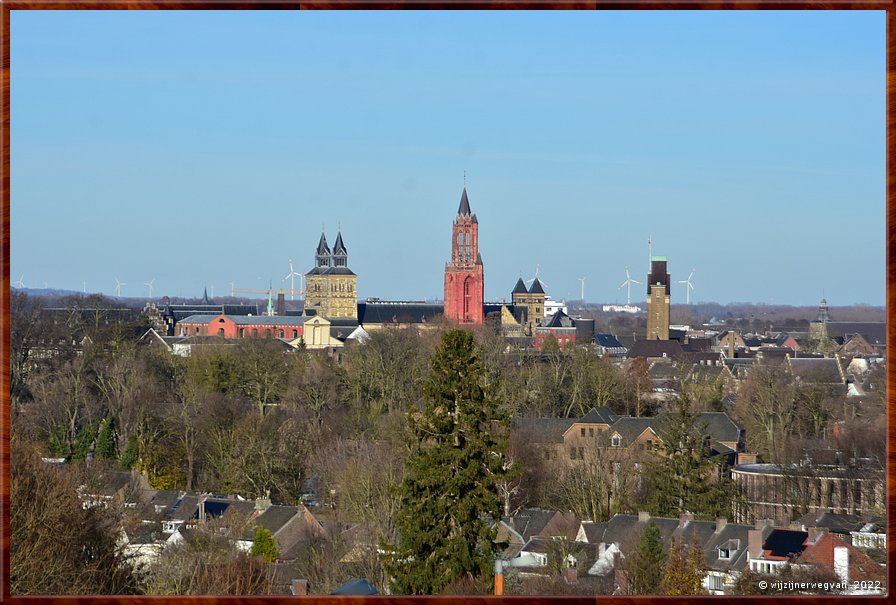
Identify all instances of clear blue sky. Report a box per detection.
[11,10,885,306]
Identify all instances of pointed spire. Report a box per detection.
[457,188,472,216]
[202,287,210,304]
[316,232,331,255]
[529,278,545,295]
[512,278,528,295]
[333,231,347,255]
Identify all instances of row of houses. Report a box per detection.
[496,508,885,595]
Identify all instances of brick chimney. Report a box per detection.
[255,495,271,512]
[716,517,728,533]
[563,567,579,584]
[748,528,763,560]
[290,579,309,596]
[808,527,827,544]
[679,511,694,529]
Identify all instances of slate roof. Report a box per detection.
[823,322,886,346]
[794,511,865,534]
[702,522,753,573]
[243,505,301,539]
[595,333,625,350]
[608,417,658,446]
[601,514,679,548]
[788,358,843,383]
[331,579,378,596]
[543,310,574,328]
[502,508,574,542]
[627,339,684,359]
[356,302,443,325]
[316,233,330,255]
[332,232,347,255]
[457,188,472,215]
[513,417,574,444]
[529,278,545,295]
[579,406,619,425]
[693,412,743,444]
[512,278,528,295]
[578,521,607,544]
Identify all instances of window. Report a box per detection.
[569,447,577,460]
[252,329,258,337]
[580,427,586,437]
[292,330,298,338]
[611,435,621,448]
[708,575,723,591]
[578,447,584,459]
[279,330,284,338]
[217,328,224,337]
[239,328,245,338]
[589,428,594,437]
[718,549,730,560]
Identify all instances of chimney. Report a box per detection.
[256,496,271,513]
[748,528,764,559]
[199,496,207,524]
[290,579,309,596]
[737,452,758,465]
[679,511,694,529]
[638,511,651,522]
[716,517,728,533]
[563,567,579,584]
[808,527,827,544]
[833,546,849,584]
[729,331,736,358]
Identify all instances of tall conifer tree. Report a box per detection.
[382,330,508,595]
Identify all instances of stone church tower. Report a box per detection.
[646,256,670,340]
[444,188,484,324]
[305,231,358,320]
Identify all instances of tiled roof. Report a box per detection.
[244,505,301,538]
[513,417,574,444]
[823,322,885,345]
[595,333,625,349]
[579,406,618,425]
[788,357,843,383]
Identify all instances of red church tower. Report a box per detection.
[444,188,484,324]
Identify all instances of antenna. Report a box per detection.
[114,277,126,297]
[618,266,642,305]
[676,270,696,305]
[144,278,155,298]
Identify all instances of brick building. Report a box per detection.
[646,257,671,340]
[305,231,358,320]
[444,188,484,324]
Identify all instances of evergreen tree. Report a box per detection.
[660,534,706,595]
[95,416,117,460]
[250,524,279,563]
[644,395,741,519]
[382,330,509,595]
[627,520,665,595]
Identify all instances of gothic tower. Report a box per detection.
[646,256,670,340]
[444,188,484,324]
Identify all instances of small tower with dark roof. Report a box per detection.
[646,256,671,340]
[444,187,484,325]
[510,277,546,336]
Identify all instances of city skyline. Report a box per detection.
[11,11,885,306]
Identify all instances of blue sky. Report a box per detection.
[11,10,885,305]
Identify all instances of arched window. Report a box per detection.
[218,328,225,337]
[252,328,258,337]
[279,330,284,338]
[265,329,272,338]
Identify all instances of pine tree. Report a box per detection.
[660,534,706,595]
[627,520,665,595]
[250,524,279,563]
[95,416,117,460]
[644,395,741,519]
[382,329,509,595]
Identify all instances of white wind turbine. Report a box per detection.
[283,259,302,300]
[677,270,696,305]
[618,267,641,305]
[524,264,549,290]
[578,277,586,303]
[114,277,126,297]
[13,274,24,288]
[145,278,155,298]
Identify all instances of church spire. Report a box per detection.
[332,231,348,268]
[457,188,472,216]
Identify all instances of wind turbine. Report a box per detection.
[618,267,641,305]
[677,270,696,305]
[144,278,155,298]
[114,277,126,297]
[283,259,302,300]
[13,274,24,288]
[524,264,549,290]
[578,277,586,303]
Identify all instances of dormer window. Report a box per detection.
[611,434,621,448]
[719,548,731,559]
